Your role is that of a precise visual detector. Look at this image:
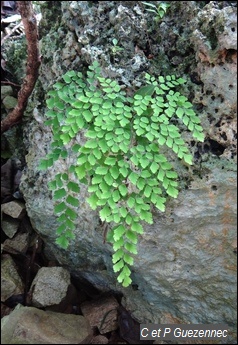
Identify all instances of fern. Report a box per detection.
[39,61,204,287]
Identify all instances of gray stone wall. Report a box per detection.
[19,2,237,342]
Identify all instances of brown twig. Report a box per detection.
[1,1,41,133]
[24,235,41,306]
[1,80,21,88]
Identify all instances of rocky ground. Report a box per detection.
[1,165,148,344]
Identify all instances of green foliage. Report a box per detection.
[111,38,124,55]
[142,1,170,21]
[39,61,204,287]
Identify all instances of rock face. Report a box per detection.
[19,1,237,343]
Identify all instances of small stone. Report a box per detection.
[1,158,13,202]
[1,86,13,100]
[31,267,71,307]
[3,233,29,254]
[1,201,26,219]
[1,218,20,238]
[2,95,17,110]
[1,254,24,302]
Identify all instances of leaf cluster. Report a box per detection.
[142,2,170,21]
[39,61,204,287]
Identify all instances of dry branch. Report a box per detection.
[1,1,40,133]
[1,21,23,46]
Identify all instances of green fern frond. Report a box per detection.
[39,63,205,287]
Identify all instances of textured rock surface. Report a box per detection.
[2,201,26,219]
[30,266,71,307]
[1,85,13,100]
[3,232,29,254]
[122,167,237,323]
[19,1,237,343]
[1,255,24,302]
[1,305,92,344]
[1,218,20,238]
[2,95,18,110]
